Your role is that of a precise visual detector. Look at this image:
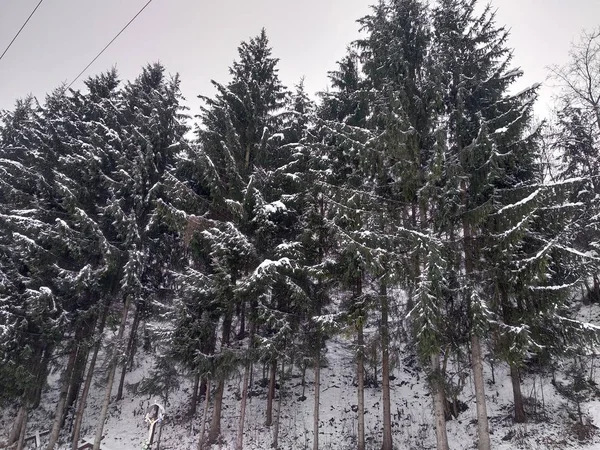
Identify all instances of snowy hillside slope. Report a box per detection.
[3,304,600,450]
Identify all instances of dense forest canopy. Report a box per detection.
[1,1,600,450]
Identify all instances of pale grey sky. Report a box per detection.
[0,0,599,117]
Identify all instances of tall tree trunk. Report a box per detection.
[189,372,201,417]
[208,379,225,444]
[222,312,232,346]
[116,304,141,401]
[471,334,491,450]
[63,341,89,427]
[236,318,255,450]
[313,347,321,450]
[93,295,132,450]
[463,215,491,450]
[71,303,109,450]
[381,283,392,450]
[357,318,365,450]
[510,364,526,423]
[8,404,26,446]
[15,409,28,450]
[265,359,277,426]
[197,378,211,450]
[272,361,284,449]
[207,316,230,445]
[32,345,53,410]
[431,352,450,450]
[235,359,251,450]
[47,338,79,450]
[238,303,246,339]
[355,272,365,450]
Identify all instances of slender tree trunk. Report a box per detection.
[431,352,450,450]
[313,348,321,450]
[10,346,49,446]
[381,283,392,450]
[199,378,207,399]
[47,339,79,450]
[357,318,365,450]
[93,295,132,450]
[116,304,141,401]
[8,405,26,446]
[222,313,232,346]
[15,409,28,450]
[71,303,109,450]
[235,358,251,450]
[206,311,230,444]
[197,378,211,450]
[238,303,246,339]
[463,214,491,450]
[32,344,53,410]
[236,317,255,450]
[510,364,526,423]
[63,341,89,427]
[208,379,225,444]
[266,359,277,426]
[471,334,491,450]
[189,372,201,417]
[272,361,284,449]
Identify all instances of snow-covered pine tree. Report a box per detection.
[92,63,188,450]
[316,50,378,450]
[0,96,77,448]
[41,84,121,450]
[355,1,444,447]
[431,0,544,444]
[189,30,294,449]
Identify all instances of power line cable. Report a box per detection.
[0,0,45,62]
[67,0,155,89]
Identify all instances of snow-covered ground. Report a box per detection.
[4,305,600,450]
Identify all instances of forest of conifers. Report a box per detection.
[2,0,600,449]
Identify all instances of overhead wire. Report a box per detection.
[67,0,155,89]
[0,0,46,62]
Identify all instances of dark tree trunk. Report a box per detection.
[199,378,207,399]
[47,338,80,450]
[31,344,53,410]
[63,318,96,428]
[63,342,89,427]
[208,379,225,444]
[197,378,211,450]
[71,302,109,450]
[222,312,232,346]
[93,295,132,450]
[116,304,141,401]
[510,364,526,423]
[265,359,277,426]
[189,372,201,417]
[272,361,284,449]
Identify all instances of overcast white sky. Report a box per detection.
[1,0,599,118]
